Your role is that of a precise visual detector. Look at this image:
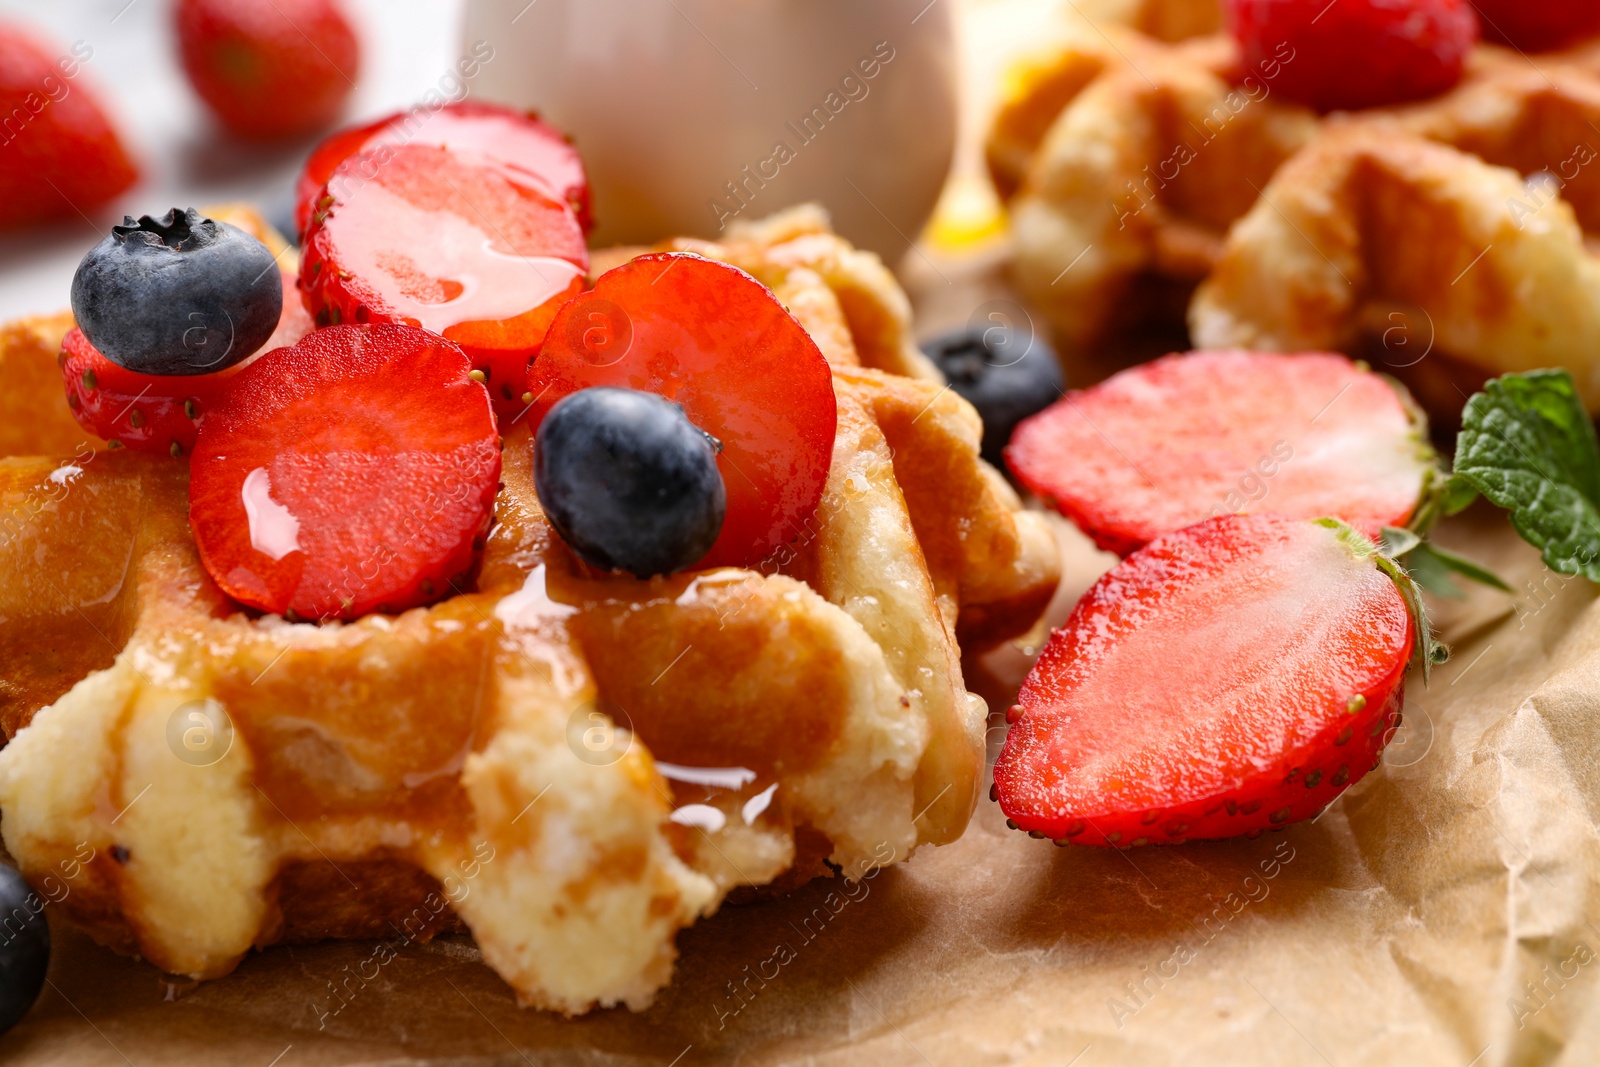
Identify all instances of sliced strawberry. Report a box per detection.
[189,324,500,620]
[60,268,311,456]
[994,514,1415,846]
[0,27,138,230]
[295,102,591,236]
[1006,351,1435,555]
[528,253,837,571]
[60,327,232,455]
[300,143,588,414]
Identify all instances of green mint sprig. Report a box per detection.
[1453,369,1600,582]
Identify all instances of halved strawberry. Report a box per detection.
[0,27,138,230]
[189,324,500,620]
[295,102,591,236]
[528,253,837,571]
[1006,351,1436,555]
[300,143,588,414]
[995,514,1424,846]
[60,327,230,456]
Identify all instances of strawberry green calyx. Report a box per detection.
[1391,408,1509,600]
[1405,464,1479,537]
[1383,368,1453,532]
[1382,523,1511,601]
[1315,517,1449,682]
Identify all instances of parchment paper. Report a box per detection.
[8,2,1600,1059]
[2,500,1597,1067]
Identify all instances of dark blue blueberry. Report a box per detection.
[0,864,49,1036]
[922,321,1065,467]
[70,207,282,376]
[535,387,726,578]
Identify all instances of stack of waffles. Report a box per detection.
[0,205,1060,1014]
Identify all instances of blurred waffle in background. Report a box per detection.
[977,0,1600,424]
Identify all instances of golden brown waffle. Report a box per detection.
[0,314,87,458]
[0,207,1060,1013]
[1077,0,1222,45]
[997,28,1309,375]
[1193,64,1600,413]
[994,23,1600,406]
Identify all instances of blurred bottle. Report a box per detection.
[461,0,958,260]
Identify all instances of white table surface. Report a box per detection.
[0,0,468,323]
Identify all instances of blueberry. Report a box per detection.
[70,207,282,376]
[0,864,49,1036]
[535,387,726,578]
[922,322,1065,467]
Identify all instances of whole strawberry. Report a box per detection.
[0,26,137,230]
[176,0,360,140]
[1226,0,1479,112]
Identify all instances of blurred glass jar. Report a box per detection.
[461,0,958,260]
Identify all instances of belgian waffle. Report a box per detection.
[0,207,1061,1013]
[1077,0,1222,45]
[993,15,1600,409]
[1193,63,1600,414]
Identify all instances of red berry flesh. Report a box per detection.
[175,0,360,140]
[1472,0,1600,51]
[528,253,838,571]
[0,26,137,230]
[1005,351,1433,555]
[1225,0,1479,111]
[189,324,501,620]
[994,514,1413,845]
[60,263,311,455]
[300,143,588,414]
[295,102,591,237]
[60,327,233,456]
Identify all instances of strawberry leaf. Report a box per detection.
[1454,370,1600,580]
[1403,542,1470,600]
[1408,541,1513,599]
[1378,525,1512,600]
[1379,526,1422,558]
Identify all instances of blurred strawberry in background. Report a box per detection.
[176,0,360,140]
[1225,0,1479,112]
[0,25,138,230]
[1471,0,1600,51]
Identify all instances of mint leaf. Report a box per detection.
[1453,370,1600,580]
[1438,474,1480,517]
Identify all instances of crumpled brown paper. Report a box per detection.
[2,500,1595,1066]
